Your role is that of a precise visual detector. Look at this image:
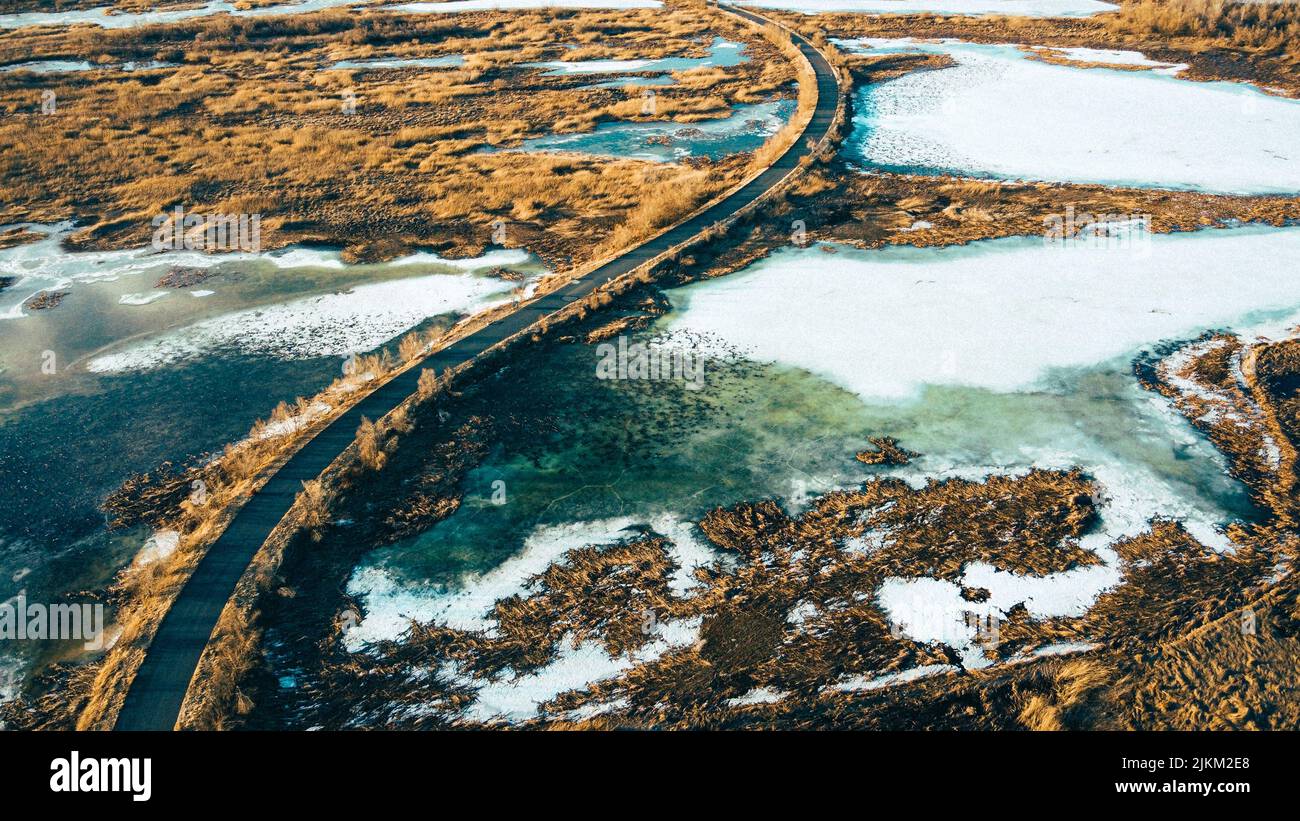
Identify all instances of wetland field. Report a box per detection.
[1,0,1299,759]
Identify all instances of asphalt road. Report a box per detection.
[113,5,841,731]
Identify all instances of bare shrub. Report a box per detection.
[296,479,333,539]
[356,416,387,471]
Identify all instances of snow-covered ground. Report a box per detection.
[735,0,1116,17]
[851,421,1246,666]
[0,222,535,372]
[346,515,713,722]
[1030,46,1187,74]
[831,664,959,692]
[0,60,94,73]
[526,38,746,76]
[0,0,375,30]
[0,59,176,72]
[444,617,700,723]
[841,38,1300,194]
[659,228,1297,668]
[86,257,528,372]
[0,222,333,319]
[664,228,1300,402]
[0,0,658,31]
[325,55,464,71]
[345,514,716,649]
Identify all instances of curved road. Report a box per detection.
[113,4,840,731]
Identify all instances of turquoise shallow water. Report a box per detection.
[349,317,1257,607]
[534,37,748,85]
[361,347,881,585]
[344,227,1300,643]
[505,98,795,163]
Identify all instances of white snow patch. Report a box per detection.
[561,697,630,721]
[118,291,167,306]
[1158,336,1285,476]
[393,0,660,13]
[842,528,893,555]
[0,59,93,72]
[726,686,789,707]
[345,514,721,649]
[665,229,1300,403]
[840,38,1300,194]
[1033,46,1187,74]
[873,449,1240,669]
[133,530,180,568]
[87,269,524,373]
[531,58,657,75]
[388,248,530,270]
[650,516,724,596]
[787,600,819,626]
[1014,641,1098,662]
[0,1,380,31]
[449,616,701,724]
[1,222,481,320]
[832,664,960,692]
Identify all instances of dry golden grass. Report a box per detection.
[1016,659,1114,730]
[1108,0,1300,56]
[1112,578,1300,730]
[177,604,261,731]
[264,462,1112,728]
[355,416,387,471]
[0,5,797,266]
[12,4,841,729]
[793,171,1300,252]
[296,479,333,537]
[1144,332,1300,527]
[771,1,1300,95]
[853,436,917,465]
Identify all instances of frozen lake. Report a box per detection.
[842,38,1300,194]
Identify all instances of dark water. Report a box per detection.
[0,229,541,690]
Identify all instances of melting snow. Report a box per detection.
[665,229,1300,402]
[840,38,1300,194]
[345,514,721,649]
